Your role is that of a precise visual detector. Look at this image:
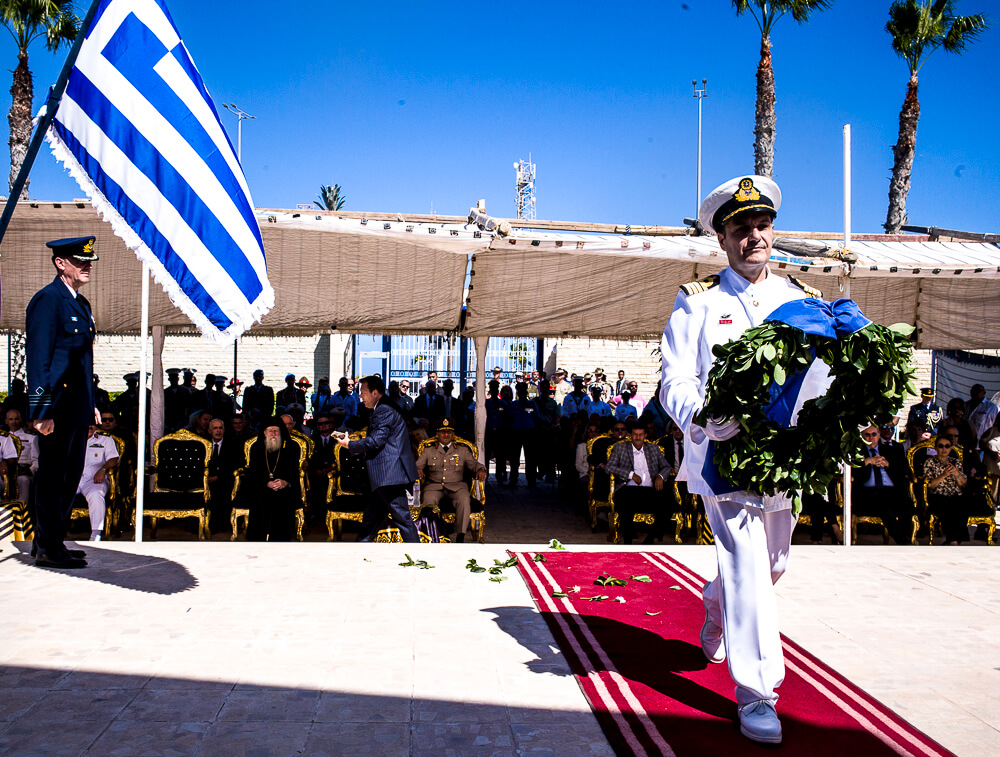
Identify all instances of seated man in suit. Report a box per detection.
[245,418,302,542]
[604,423,671,544]
[207,418,242,534]
[76,426,120,540]
[416,418,486,542]
[308,413,339,515]
[853,424,913,544]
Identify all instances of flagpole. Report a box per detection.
[0,0,103,246]
[135,264,150,542]
[842,123,852,548]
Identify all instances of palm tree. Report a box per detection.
[315,184,346,211]
[1,0,78,199]
[734,1,832,177]
[884,0,988,233]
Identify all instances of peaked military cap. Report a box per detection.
[699,176,781,235]
[46,236,99,261]
[921,387,933,397]
[165,368,182,376]
[436,418,455,432]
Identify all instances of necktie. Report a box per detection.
[213,442,220,459]
[869,446,884,488]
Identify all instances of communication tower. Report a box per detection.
[514,156,536,220]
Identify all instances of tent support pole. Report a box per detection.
[135,264,150,542]
[150,326,164,445]
[473,337,488,467]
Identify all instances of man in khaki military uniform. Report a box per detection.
[415,418,486,542]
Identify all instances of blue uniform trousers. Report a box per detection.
[34,420,89,552]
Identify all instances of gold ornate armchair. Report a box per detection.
[0,431,33,541]
[136,429,211,539]
[606,440,678,545]
[326,431,368,541]
[231,435,308,540]
[69,432,123,538]
[910,439,994,545]
[0,431,22,502]
[585,434,614,530]
[411,435,486,543]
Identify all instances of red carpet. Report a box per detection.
[513,551,953,757]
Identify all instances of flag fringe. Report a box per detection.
[45,127,275,346]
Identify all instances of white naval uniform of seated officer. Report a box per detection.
[659,175,821,746]
[76,428,120,540]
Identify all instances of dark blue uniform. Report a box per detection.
[27,276,96,553]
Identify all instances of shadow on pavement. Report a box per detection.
[4,542,198,595]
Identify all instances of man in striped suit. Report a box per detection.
[336,375,419,542]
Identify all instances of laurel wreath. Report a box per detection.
[694,320,916,513]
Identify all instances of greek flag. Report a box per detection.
[44,0,273,343]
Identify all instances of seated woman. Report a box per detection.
[924,437,970,545]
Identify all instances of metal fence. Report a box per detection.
[351,335,541,393]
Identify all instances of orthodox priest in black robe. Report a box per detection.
[245,417,302,541]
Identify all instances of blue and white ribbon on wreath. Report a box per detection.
[701,298,871,495]
[44,0,273,343]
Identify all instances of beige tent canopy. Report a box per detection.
[2,202,999,348]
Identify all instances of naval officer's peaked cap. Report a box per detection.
[699,176,781,236]
[46,236,99,261]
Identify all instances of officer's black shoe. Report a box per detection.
[29,542,83,558]
[35,550,87,569]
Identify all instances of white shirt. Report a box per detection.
[575,441,589,479]
[81,433,120,485]
[11,428,38,473]
[659,266,809,509]
[0,434,18,462]
[629,443,652,487]
[969,400,998,442]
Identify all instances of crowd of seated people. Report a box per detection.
[4,361,995,547]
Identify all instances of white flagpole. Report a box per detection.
[842,123,852,548]
[135,264,150,542]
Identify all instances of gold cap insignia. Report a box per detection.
[83,239,94,255]
[733,178,760,203]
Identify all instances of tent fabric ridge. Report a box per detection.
[45,126,275,346]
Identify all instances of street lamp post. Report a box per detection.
[692,78,707,215]
[222,103,255,383]
[222,102,255,163]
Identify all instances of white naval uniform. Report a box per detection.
[77,432,120,533]
[659,266,810,707]
[11,428,38,502]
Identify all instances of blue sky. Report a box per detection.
[4,0,998,234]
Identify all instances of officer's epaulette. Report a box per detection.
[679,274,721,296]
[788,275,823,298]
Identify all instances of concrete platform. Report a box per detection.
[0,539,997,757]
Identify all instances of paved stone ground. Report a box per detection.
[3,478,997,756]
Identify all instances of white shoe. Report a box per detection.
[700,609,725,664]
[90,532,102,541]
[739,699,782,744]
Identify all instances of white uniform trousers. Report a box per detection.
[78,479,109,533]
[16,475,31,504]
[701,494,795,706]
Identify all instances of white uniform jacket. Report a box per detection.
[80,432,120,491]
[659,267,810,507]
